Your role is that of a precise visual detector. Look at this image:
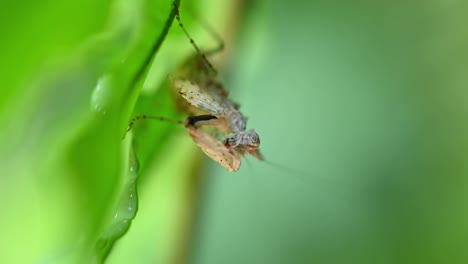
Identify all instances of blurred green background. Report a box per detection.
[1,0,468,263]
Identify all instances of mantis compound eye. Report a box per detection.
[244,130,260,150]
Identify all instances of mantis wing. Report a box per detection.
[174,79,226,117]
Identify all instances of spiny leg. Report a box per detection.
[127,115,183,132]
[185,115,217,127]
[172,1,218,76]
[185,114,230,134]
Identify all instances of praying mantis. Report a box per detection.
[128,2,262,172]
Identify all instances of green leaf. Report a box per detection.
[0,0,180,263]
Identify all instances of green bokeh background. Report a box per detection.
[1,0,468,264]
[192,1,468,264]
